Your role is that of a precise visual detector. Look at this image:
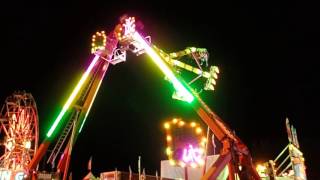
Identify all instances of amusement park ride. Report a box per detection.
[0,92,39,179]
[0,15,307,179]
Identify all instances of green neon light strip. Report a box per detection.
[133,32,194,103]
[78,65,107,133]
[46,55,100,137]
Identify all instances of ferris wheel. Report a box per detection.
[0,92,39,172]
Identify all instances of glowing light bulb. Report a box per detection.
[7,141,14,151]
[190,122,196,127]
[196,127,202,134]
[164,123,170,129]
[172,118,178,124]
[202,137,207,142]
[169,160,175,166]
[213,73,218,79]
[178,121,185,126]
[214,66,219,74]
[256,164,267,173]
[166,147,172,155]
[198,159,205,165]
[179,162,186,167]
[166,135,172,142]
[25,141,31,149]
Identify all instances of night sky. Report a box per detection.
[1,1,319,179]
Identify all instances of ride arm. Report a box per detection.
[27,32,118,172]
[129,29,260,179]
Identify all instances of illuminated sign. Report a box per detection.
[164,118,206,168]
[182,144,205,167]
